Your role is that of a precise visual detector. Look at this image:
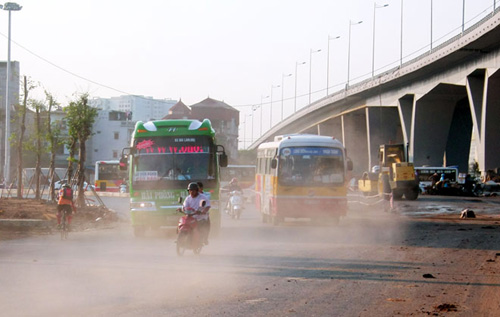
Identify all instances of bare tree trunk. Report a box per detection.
[16,77,28,199]
[47,96,55,201]
[48,154,56,201]
[67,140,77,182]
[77,141,86,207]
[34,105,41,199]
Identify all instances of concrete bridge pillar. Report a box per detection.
[342,110,368,176]
[413,84,469,171]
[317,117,342,139]
[469,69,500,176]
[366,107,403,169]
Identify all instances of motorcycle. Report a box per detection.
[176,200,206,256]
[226,190,244,220]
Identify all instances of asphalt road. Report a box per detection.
[1,195,500,316]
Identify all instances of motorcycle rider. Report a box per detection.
[57,184,76,229]
[197,182,211,244]
[223,178,243,213]
[183,182,211,245]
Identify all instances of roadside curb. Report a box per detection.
[90,192,129,198]
[0,218,53,230]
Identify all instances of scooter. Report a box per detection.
[176,200,206,256]
[227,190,244,220]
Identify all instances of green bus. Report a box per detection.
[120,119,228,237]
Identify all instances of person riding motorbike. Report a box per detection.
[57,184,76,229]
[182,182,211,245]
[197,182,211,244]
[223,178,242,212]
[227,178,242,192]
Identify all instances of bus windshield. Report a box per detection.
[133,136,215,182]
[95,161,127,191]
[278,146,344,186]
[97,162,125,180]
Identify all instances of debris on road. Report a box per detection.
[422,274,436,278]
[435,303,458,312]
[460,208,476,218]
[0,198,120,240]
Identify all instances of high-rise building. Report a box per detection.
[90,95,176,123]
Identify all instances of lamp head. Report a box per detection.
[3,2,23,11]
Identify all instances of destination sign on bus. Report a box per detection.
[282,147,342,156]
[136,137,209,154]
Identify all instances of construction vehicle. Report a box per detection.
[358,143,419,200]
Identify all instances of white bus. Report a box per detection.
[255,134,352,225]
[95,160,127,192]
[414,166,459,192]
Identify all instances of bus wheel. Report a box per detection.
[134,226,145,238]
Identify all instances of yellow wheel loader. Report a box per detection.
[358,144,419,200]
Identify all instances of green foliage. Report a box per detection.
[64,93,98,144]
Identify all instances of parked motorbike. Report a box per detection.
[226,190,244,220]
[176,200,206,256]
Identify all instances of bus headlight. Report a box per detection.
[130,201,156,211]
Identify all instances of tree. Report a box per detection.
[64,93,98,206]
[14,76,37,198]
[31,99,45,199]
[45,92,62,202]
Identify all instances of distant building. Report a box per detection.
[163,97,239,162]
[90,95,176,123]
[162,100,191,119]
[87,109,136,163]
[87,95,177,164]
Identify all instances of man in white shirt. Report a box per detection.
[183,182,211,245]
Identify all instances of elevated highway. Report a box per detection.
[250,10,500,178]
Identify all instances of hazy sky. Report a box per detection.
[1,0,497,144]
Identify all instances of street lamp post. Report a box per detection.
[462,0,466,34]
[251,105,258,144]
[400,0,404,67]
[309,49,321,104]
[347,20,363,88]
[260,95,269,137]
[327,35,340,95]
[372,3,389,79]
[3,2,22,184]
[294,61,306,113]
[430,0,433,51]
[270,85,280,130]
[281,73,291,121]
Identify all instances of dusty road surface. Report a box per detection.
[1,195,500,316]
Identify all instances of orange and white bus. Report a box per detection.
[94,160,127,192]
[255,134,352,225]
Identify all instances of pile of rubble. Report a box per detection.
[0,198,120,238]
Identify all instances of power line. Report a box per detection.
[0,31,175,105]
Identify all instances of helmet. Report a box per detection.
[62,184,71,189]
[230,178,238,184]
[187,182,199,191]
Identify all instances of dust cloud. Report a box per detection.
[0,198,410,316]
